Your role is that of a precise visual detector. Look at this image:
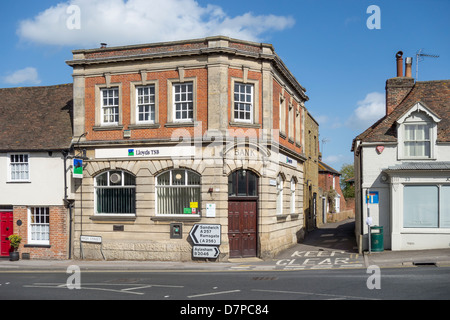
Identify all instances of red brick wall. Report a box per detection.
[13,206,68,260]
[85,68,208,141]
[227,68,263,138]
[319,173,348,212]
[272,80,302,154]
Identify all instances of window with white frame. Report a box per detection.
[101,88,119,125]
[156,169,200,215]
[95,170,136,215]
[234,83,253,122]
[136,85,155,123]
[173,82,193,121]
[404,184,450,228]
[403,124,431,158]
[397,104,441,160]
[9,154,29,181]
[28,207,49,245]
[290,178,296,214]
[276,174,284,215]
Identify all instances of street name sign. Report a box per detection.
[80,235,102,244]
[189,224,221,245]
[192,246,220,259]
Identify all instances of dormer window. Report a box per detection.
[396,102,441,160]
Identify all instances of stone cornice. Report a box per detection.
[66,36,308,101]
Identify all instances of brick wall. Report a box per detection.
[385,77,414,115]
[272,80,302,154]
[85,68,208,141]
[13,206,68,260]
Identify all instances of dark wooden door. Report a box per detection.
[228,201,257,258]
[0,212,13,256]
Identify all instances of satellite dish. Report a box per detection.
[110,173,121,184]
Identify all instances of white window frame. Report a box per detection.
[276,174,284,215]
[136,85,156,124]
[290,178,296,214]
[233,82,254,123]
[28,207,50,245]
[155,169,201,216]
[402,184,450,229]
[403,123,432,158]
[173,82,194,122]
[94,170,136,216]
[396,103,440,160]
[8,153,30,182]
[101,87,120,125]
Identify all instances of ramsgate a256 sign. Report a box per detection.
[189,224,221,245]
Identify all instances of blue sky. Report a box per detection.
[1,0,449,171]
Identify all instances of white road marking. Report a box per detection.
[188,289,240,298]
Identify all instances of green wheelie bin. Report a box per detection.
[370,226,384,252]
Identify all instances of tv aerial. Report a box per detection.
[415,49,439,80]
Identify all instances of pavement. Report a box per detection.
[1,219,450,272]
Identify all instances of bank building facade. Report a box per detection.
[67,36,310,261]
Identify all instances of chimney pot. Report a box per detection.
[396,51,403,77]
[405,57,413,78]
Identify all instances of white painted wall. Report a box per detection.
[0,152,71,206]
[357,142,450,251]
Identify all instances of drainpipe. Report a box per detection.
[62,150,73,259]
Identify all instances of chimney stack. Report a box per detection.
[396,51,403,77]
[385,51,415,115]
[405,57,413,78]
[100,43,107,48]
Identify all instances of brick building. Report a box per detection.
[0,84,73,260]
[352,51,450,251]
[66,36,310,261]
[318,161,345,213]
[303,111,320,231]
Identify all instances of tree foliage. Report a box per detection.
[340,163,355,198]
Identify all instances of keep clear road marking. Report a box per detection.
[275,250,364,270]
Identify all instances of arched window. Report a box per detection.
[156,169,201,215]
[290,178,296,214]
[95,170,136,215]
[276,174,284,215]
[228,169,258,197]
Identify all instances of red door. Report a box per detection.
[228,201,257,258]
[1,212,14,256]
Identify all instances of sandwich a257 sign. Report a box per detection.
[189,224,221,245]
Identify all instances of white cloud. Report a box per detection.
[346,92,385,130]
[17,0,295,47]
[323,154,345,164]
[3,67,41,85]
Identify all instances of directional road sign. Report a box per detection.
[192,246,220,259]
[189,224,221,245]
